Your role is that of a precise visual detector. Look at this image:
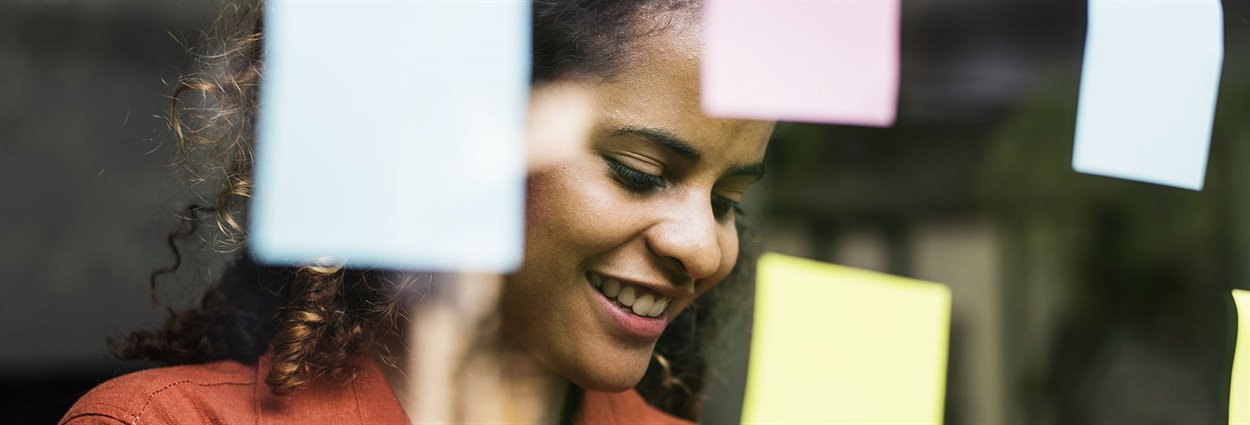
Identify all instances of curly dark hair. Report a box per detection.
[114,0,729,421]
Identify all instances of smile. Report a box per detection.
[588,273,671,318]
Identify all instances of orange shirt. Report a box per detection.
[60,353,691,424]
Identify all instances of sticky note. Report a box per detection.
[1232,290,1250,425]
[1072,0,1223,190]
[251,1,529,271]
[743,253,951,424]
[701,0,899,127]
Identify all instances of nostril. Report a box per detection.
[677,279,698,297]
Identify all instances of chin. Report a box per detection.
[540,340,653,392]
[567,360,649,392]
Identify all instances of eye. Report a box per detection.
[604,156,665,192]
[711,195,744,221]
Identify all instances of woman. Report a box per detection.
[62,0,773,423]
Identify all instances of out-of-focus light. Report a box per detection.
[527,82,594,172]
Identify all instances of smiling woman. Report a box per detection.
[60,0,773,424]
[511,16,772,397]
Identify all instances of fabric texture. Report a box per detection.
[60,352,691,424]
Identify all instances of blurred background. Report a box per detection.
[2,0,1248,423]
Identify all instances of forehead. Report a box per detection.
[588,16,772,165]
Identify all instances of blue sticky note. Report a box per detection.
[252,1,529,271]
[1073,0,1223,190]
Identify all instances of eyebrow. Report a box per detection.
[611,126,767,181]
[612,127,702,161]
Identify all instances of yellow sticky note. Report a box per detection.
[1232,290,1250,425]
[743,253,951,424]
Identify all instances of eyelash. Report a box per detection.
[712,196,745,219]
[603,157,745,220]
[605,157,665,192]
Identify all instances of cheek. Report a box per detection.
[525,166,616,254]
[520,162,649,277]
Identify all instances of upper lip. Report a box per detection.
[591,271,692,299]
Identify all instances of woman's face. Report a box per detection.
[502,19,774,391]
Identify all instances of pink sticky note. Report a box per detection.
[702,0,900,127]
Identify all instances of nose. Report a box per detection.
[644,189,722,282]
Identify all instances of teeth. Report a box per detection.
[602,279,620,297]
[590,274,673,318]
[617,286,636,306]
[648,297,669,317]
[632,294,654,316]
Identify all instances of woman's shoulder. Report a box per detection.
[580,389,695,425]
[59,359,258,425]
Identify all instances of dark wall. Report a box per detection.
[1,2,221,423]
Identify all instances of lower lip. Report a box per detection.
[589,277,668,339]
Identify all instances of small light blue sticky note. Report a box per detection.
[1073,0,1223,190]
[252,1,529,271]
